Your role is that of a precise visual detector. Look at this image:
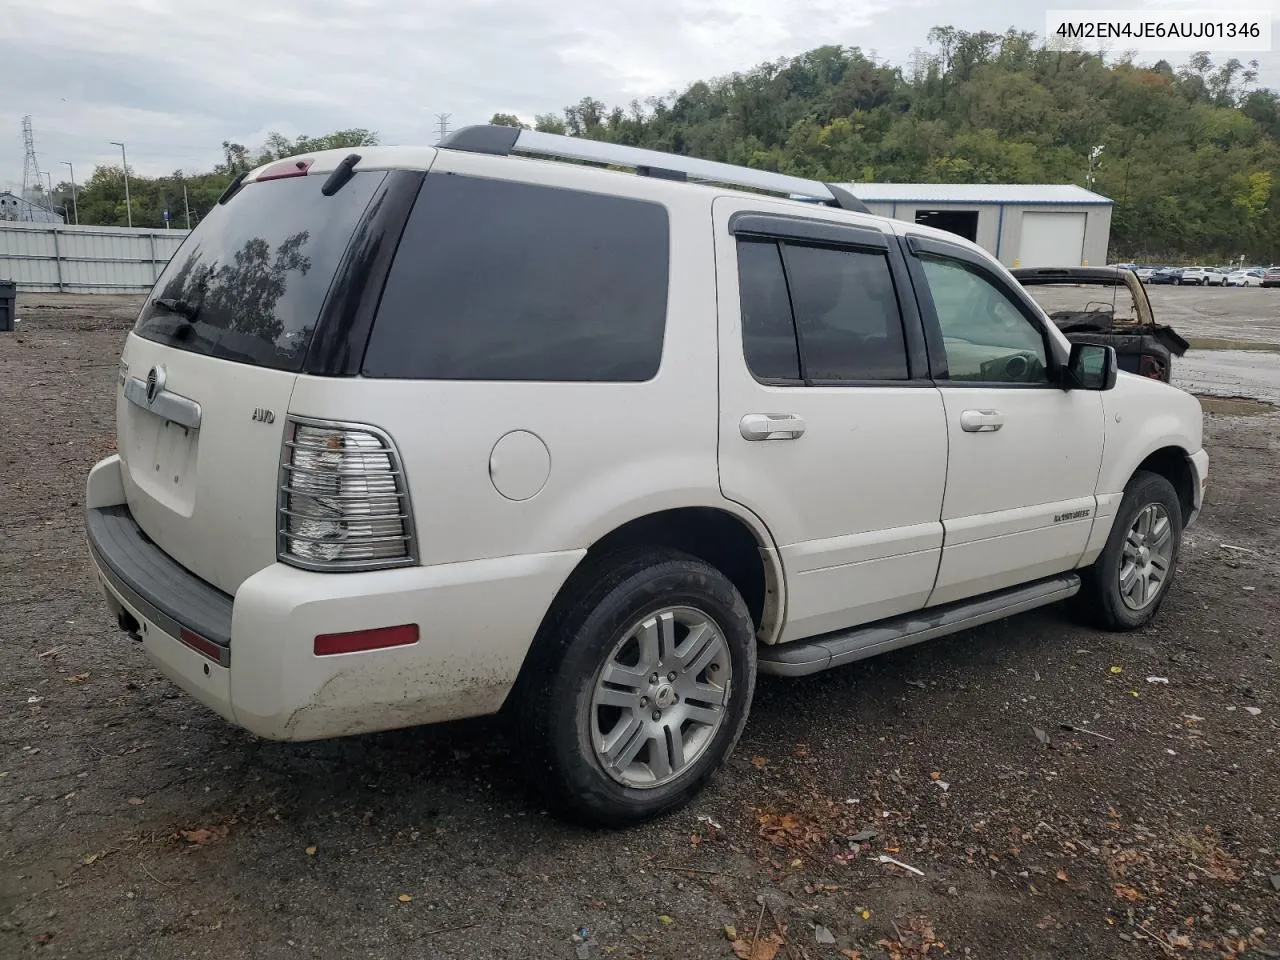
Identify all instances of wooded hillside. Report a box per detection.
[50,29,1280,260]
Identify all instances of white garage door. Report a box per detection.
[1018,211,1087,267]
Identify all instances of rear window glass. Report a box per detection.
[362,174,670,381]
[134,172,386,371]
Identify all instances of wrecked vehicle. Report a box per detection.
[1013,267,1189,382]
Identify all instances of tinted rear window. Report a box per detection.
[134,172,387,371]
[362,174,670,381]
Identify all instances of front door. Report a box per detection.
[713,198,949,642]
[905,237,1105,606]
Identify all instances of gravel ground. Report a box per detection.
[2,293,1278,960]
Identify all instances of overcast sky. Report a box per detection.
[2,0,1277,189]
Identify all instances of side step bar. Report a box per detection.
[759,573,1081,677]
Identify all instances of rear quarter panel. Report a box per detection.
[287,153,730,567]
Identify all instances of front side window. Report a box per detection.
[921,256,1049,384]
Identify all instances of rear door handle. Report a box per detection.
[740,414,806,441]
[960,409,1004,433]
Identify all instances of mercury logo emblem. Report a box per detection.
[145,366,166,405]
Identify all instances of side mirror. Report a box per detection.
[1064,343,1118,391]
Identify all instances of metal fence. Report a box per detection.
[0,221,189,294]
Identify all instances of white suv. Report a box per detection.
[86,126,1208,825]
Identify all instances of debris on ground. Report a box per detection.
[1032,726,1051,746]
[815,924,836,944]
[177,826,229,845]
[877,855,925,877]
[877,916,944,959]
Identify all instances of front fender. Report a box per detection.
[1098,377,1203,499]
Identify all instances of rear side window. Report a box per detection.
[735,237,909,382]
[784,244,909,381]
[134,172,387,371]
[737,240,800,380]
[363,175,670,381]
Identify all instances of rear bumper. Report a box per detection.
[85,455,583,741]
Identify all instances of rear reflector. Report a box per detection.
[257,158,314,182]
[314,624,419,656]
[180,628,229,666]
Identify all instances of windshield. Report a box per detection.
[134,171,387,371]
[1021,282,1140,330]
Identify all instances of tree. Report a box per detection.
[490,113,527,128]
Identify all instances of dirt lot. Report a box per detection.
[2,292,1278,960]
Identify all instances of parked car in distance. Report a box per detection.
[1178,266,1225,286]
[1225,270,1263,287]
[1014,266,1189,382]
[1263,266,1280,288]
[1148,267,1182,285]
[83,125,1209,825]
[1133,266,1157,281]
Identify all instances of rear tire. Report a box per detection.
[517,549,757,826]
[1077,471,1182,631]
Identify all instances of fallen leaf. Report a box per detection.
[861,910,872,921]
[723,925,738,941]
[179,825,229,845]
[751,756,768,769]
[305,846,317,856]
[930,771,941,781]
[126,797,144,806]
[1168,933,1192,948]
[397,894,413,903]
[658,915,673,925]
[1056,869,1069,882]
[1110,665,1123,674]
[1113,884,1144,902]
[840,951,863,960]
[81,853,98,865]
[64,673,90,684]
[731,934,784,960]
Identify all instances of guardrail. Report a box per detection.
[0,221,189,294]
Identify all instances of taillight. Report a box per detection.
[1138,355,1165,380]
[277,417,416,572]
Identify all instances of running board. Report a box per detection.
[758,573,1081,677]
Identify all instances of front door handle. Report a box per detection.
[741,414,806,441]
[960,409,1004,433]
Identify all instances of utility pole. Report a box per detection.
[44,172,55,215]
[434,113,452,142]
[62,161,79,225]
[183,183,191,230]
[110,140,132,227]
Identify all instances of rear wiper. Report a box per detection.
[152,297,200,322]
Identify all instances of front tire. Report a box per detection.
[518,550,757,826]
[1078,471,1183,630]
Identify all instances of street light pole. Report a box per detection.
[110,140,132,227]
[61,161,79,225]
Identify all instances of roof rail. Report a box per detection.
[437,124,871,214]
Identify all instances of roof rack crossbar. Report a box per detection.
[437,124,867,212]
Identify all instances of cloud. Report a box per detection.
[1,0,1276,184]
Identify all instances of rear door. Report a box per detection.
[117,168,400,594]
[903,235,1104,607]
[713,199,948,642]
